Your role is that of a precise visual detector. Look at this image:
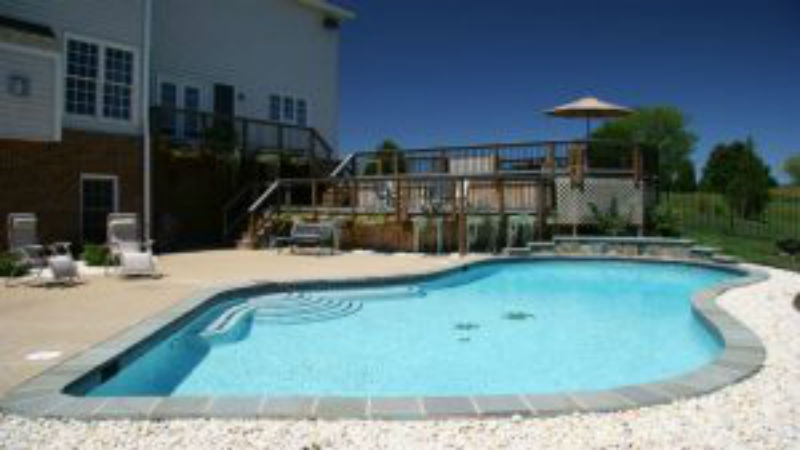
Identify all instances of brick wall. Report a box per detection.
[0,130,143,249]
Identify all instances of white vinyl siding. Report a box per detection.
[0,0,145,135]
[152,0,341,150]
[0,45,59,141]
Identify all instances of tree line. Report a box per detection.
[591,106,796,219]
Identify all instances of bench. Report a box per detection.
[274,222,336,255]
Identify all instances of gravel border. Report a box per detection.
[0,256,769,420]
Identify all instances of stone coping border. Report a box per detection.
[0,255,769,421]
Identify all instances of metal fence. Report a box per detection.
[661,191,800,240]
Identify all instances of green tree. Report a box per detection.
[590,106,697,191]
[784,154,800,186]
[364,139,406,175]
[700,139,772,219]
[672,158,697,192]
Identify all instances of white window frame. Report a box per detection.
[296,98,310,127]
[79,173,119,242]
[270,93,311,127]
[63,32,139,126]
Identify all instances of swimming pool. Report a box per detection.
[0,256,767,419]
[83,259,738,397]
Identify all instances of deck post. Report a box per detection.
[496,176,506,251]
[536,176,546,241]
[458,177,467,256]
[633,143,642,188]
[311,179,318,220]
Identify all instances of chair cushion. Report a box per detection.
[120,252,155,275]
[48,255,78,280]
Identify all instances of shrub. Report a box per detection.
[776,238,800,258]
[81,244,110,266]
[652,204,681,237]
[589,198,630,236]
[0,252,26,277]
[271,216,294,236]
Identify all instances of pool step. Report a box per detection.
[305,285,425,302]
[711,254,739,265]
[503,247,531,256]
[251,293,363,325]
[527,242,556,254]
[690,246,720,259]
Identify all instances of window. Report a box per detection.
[66,40,99,116]
[159,82,177,135]
[184,86,200,137]
[65,37,134,121]
[297,99,308,126]
[102,48,133,119]
[270,94,309,126]
[269,95,281,122]
[283,96,295,122]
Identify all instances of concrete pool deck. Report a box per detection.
[1,251,799,449]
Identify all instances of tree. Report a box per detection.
[784,154,800,186]
[673,158,697,192]
[590,106,698,191]
[364,139,405,175]
[700,139,772,219]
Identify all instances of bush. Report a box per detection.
[81,244,110,266]
[589,198,630,236]
[776,238,800,257]
[652,204,681,237]
[0,252,26,277]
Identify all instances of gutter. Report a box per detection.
[141,0,153,241]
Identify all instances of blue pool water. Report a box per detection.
[87,260,738,397]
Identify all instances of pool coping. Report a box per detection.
[0,255,769,421]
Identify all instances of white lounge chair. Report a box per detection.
[5,213,79,286]
[106,213,159,277]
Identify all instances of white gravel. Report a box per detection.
[1,264,798,450]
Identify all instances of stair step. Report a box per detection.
[527,242,555,253]
[690,246,719,258]
[711,254,739,265]
[503,247,531,256]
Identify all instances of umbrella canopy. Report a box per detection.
[545,96,633,138]
[546,96,632,118]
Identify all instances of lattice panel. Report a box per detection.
[555,176,644,225]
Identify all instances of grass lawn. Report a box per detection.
[682,228,800,272]
[660,189,800,272]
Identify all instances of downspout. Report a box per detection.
[142,0,153,241]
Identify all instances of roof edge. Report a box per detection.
[296,0,355,20]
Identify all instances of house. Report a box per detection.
[0,0,352,248]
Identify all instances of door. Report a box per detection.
[213,83,235,117]
[81,175,118,244]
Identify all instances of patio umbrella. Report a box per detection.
[545,96,633,139]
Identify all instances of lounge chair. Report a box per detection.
[106,213,159,277]
[275,222,335,255]
[5,213,79,286]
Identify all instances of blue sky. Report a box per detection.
[333,0,799,182]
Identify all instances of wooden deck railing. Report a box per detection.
[150,106,335,162]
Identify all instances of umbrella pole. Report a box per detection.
[585,117,591,141]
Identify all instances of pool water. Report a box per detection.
[87,260,738,397]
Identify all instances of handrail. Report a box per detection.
[222,181,268,240]
[150,106,337,162]
[329,153,355,177]
[347,138,632,158]
[248,179,281,214]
